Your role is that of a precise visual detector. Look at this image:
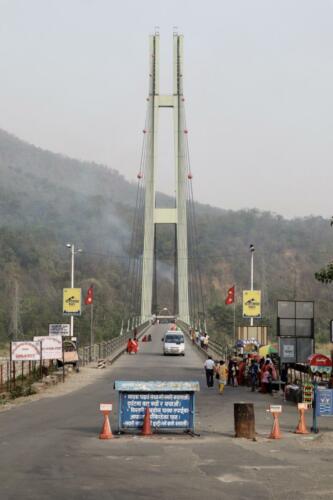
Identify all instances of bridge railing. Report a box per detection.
[177,320,233,360]
[0,321,150,391]
[79,321,150,366]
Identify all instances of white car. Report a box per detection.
[162,331,185,356]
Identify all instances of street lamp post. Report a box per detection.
[249,244,255,327]
[66,243,82,336]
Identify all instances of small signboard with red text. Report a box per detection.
[11,341,41,361]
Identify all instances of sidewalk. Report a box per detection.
[196,380,333,440]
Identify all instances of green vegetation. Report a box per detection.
[0,128,332,347]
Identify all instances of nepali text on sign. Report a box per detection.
[121,393,192,429]
[49,324,71,336]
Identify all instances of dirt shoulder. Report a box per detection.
[0,361,115,412]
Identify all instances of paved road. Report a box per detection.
[0,325,333,499]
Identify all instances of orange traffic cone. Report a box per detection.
[141,406,153,436]
[99,411,113,439]
[295,408,308,435]
[269,413,282,439]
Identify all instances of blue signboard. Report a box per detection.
[315,389,333,417]
[115,381,200,432]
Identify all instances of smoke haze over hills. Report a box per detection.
[0,129,332,342]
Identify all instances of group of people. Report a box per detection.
[190,329,209,351]
[203,354,278,394]
[204,357,228,392]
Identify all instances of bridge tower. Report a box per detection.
[140,32,190,324]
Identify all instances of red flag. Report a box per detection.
[85,285,94,305]
[225,286,235,305]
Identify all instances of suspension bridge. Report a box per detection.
[0,32,331,500]
[124,31,206,333]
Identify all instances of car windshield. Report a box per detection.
[165,335,184,343]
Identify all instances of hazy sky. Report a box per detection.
[0,0,332,218]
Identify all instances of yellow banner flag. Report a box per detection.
[63,288,82,316]
[243,290,261,318]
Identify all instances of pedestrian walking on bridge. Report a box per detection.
[204,356,215,388]
[216,360,227,393]
[203,333,209,351]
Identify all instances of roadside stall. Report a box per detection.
[235,339,260,355]
[258,344,278,359]
[284,353,332,404]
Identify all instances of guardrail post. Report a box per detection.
[13,362,16,388]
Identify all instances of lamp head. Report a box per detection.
[66,243,71,248]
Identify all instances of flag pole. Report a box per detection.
[233,296,236,345]
[90,303,94,361]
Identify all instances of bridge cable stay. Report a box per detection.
[123,110,150,330]
[182,112,206,331]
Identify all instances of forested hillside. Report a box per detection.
[0,129,332,345]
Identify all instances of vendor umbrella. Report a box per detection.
[259,344,278,357]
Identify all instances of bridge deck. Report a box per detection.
[0,325,332,499]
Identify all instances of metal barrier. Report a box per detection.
[78,321,150,366]
[0,321,150,391]
[177,320,233,360]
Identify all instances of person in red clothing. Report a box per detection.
[237,358,246,385]
[132,339,139,354]
[260,360,271,393]
[127,338,133,354]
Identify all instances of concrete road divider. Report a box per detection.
[234,403,256,440]
[97,359,106,369]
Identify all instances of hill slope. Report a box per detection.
[0,129,332,344]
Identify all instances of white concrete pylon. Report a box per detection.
[140,34,190,324]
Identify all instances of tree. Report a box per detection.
[315,217,333,283]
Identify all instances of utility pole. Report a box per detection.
[66,243,82,336]
[250,244,255,327]
[9,280,23,339]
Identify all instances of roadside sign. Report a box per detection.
[283,344,295,358]
[269,405,282,413]
[115,381,199,432]
[315,389,333,417]
[11,341,41,361]
[303,384,313,407]
[63,288,82,316]
[100,403,113,412]
[242,290,261,318]
[33,336,63,360]
[49,324,71,336]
